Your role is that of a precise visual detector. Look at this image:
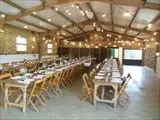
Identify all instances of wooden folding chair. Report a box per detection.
[116,74,132,107]
[42,75,54,99]
[82,73,93,104]
[50,72,63,95]
[26,78,46,112]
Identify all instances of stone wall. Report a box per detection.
[0,25,38,54]
[0,25,58,58]
[144,43,157,70]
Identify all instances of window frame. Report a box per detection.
[16,36,27,52]
[47,43,53,54]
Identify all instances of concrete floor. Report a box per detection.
[0,66,160,119]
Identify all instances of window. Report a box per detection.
[16,36,27,51]
[124,49,142,60]
[47,44,53,53]
[111,48,119,58]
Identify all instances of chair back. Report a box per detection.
[0,73,12,80]
[27,78,46,105]
[117,73,132,99]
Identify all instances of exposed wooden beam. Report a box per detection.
[51,7,85,33]
[110,3,114,32]
[86,3,102,30]
[76,4,89,20]
[0,0,159,25]
[1,0,25,11]
[31,14,59,28]
[31,14,75,36]
[42,19,155,37]
[17,19,50,31]
[60,29,144,41]
[2,0,75,37]
[98,20,154,34]
[40,0,47,3]
[136,12,160,37]
[124,8,140,35]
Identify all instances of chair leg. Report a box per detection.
[51,86,59,96]
[44,89,51,98]
[40,93,47,103]
[30,101,38,112]
[82,95,88,101]
[61,82,66,89]
[36,95,45,107]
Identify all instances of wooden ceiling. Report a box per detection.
[0,0,160,41]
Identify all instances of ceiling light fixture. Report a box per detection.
[124,11,131,17]
[1,14,5,18]
[153,32,157,35]
[66,9,69,12]
[76,6,79,9]
[85,11,88,13]
[0,29,4,33]
[24,25,28,29]
[33,11,36,14]
[63,25,66,27]
[68,12,71,15]
[71,4,74,7]
[102,13,106,17]
[48,18,51,21]
[55,7,58,11]
[148,24,152,28]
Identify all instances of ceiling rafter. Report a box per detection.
[17,19,50,31]
[110,3,114,32]
[125,0,146,37]
[0,0,159,27]
[136,12,160,37]
[124,8,140,35]
[1,0,75,36]
[42,19,155,37]
[31,14,75,36]
[1,0,25,11]
[51,7,85,33]
[86,3,102,30]
[76,4,89,20]
[60,29,144,41]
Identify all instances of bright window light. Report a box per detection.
[16,37,27,51]
[47,44,53,53]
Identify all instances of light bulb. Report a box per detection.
[148,24,152,28]
[24,25,28,28]
[1,14,5,18]
[102,13,106,17]
[33,12,36,14]
[55,8,58,11]
[124,11,130,17]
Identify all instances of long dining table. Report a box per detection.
[93,59,122,108]
[3,57,95,112]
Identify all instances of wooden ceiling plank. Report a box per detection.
[86,2,103,30]
[51,7,85,33]
[60,29,144,41]
[76,4,89,20]
[1,0,25,11]
[17,19,49,31]
[42,19,154,37]
[136,12,160,37]
[124,8,140,35]
[0,0,159,24]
